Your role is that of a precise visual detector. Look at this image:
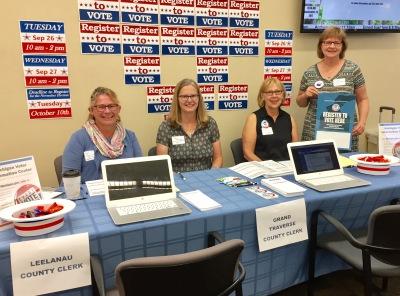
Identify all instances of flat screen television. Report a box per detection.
[300,0,400,33]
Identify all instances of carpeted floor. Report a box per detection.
[271,270,400,296]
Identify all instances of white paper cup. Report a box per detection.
[63,170,81,199]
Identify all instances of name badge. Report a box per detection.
[84,150,95,161]
[262,127,273,135]
[333,78,345,86]
[172,136,185,145]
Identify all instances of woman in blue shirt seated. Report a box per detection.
[242,77,298,161]
[62,87,143,182]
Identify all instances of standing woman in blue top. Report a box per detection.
[62,87,143,182]
[242,77,298,161]
[296,26,369,151]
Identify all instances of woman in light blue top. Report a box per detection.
[63,87,142,183]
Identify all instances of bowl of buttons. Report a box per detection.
[349,154,400,175]
[0,199,75,236]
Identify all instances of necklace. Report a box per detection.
[319,59,343,80]
[182,123,196,137]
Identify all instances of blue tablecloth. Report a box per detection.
[1,166,399,296]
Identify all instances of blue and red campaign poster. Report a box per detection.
[264,29,293,106]
[80,22,121,54]
[19,20,72,120]
[147,85,174,113]
[23,55,69,87]
[283,82,292,107]
[120,0,159,25]
[196,27,228,55]
[122,24,160,54]
[195,0,229,27]
[146,84,214,113]
[26,88,72,119]
[124,56,161,84]
[197,56,228,83]
[229,0,260,28]
[159,0,195,26]
[229,28,258,55]
[264,57,292,82]
[20,21,66,54]
[264,30,293,56]
[78,0,120,22]
[160,26,195,55]
[78,0,121,54]
[218,84,248,110]
[199,84,215,110]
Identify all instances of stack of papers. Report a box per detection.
[261,177,306,197]
[230,160,293,179]
[179,190,222,211]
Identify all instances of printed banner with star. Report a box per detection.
[19,20,72,119]
[26,88,72,119]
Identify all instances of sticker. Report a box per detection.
[262,127,273,135]
[333,78,345,86]
[314,80,324,88]
[261,119,269,128]
[172,136,185,145]
[84,150,95,161]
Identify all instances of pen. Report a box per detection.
[235,182,256,187]
[178,172,186,181]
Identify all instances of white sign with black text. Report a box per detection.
[256,198,308,251]
[10,232,91,296]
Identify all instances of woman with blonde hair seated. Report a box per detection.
[63,87,142,182]
[242,77,298,161]
[156,78,223,172]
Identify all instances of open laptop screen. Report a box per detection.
[291,142,340,175]
[104,159,173,201]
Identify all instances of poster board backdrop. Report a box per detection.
[1,0,399,186]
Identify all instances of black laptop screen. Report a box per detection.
[105,159,173,201]
[291,142,340,175]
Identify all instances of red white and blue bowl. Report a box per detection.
[349,154,400,175]
[0,199,75,236]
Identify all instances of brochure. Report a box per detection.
[245,186,278,200]
[217,176,256,187]
[179,190,221,211]
[0,156,42,228]
[315,92,355,150]
[261,177,306,197]
[229,160,293,179]
[378,123,400,159]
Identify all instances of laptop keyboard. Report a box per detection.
[116,200,179,216]
[307,175,353,186]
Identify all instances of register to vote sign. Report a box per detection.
[10,233,91,296]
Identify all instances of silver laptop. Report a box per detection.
[101,155,191,225]
[287,140,370,192]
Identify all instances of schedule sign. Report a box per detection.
[20,21,66,54]
[23,55,69,87]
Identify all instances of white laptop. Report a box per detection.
[287,140,370,192]
[101,155,191,225]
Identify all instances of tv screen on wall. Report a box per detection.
[300,0,400,33]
